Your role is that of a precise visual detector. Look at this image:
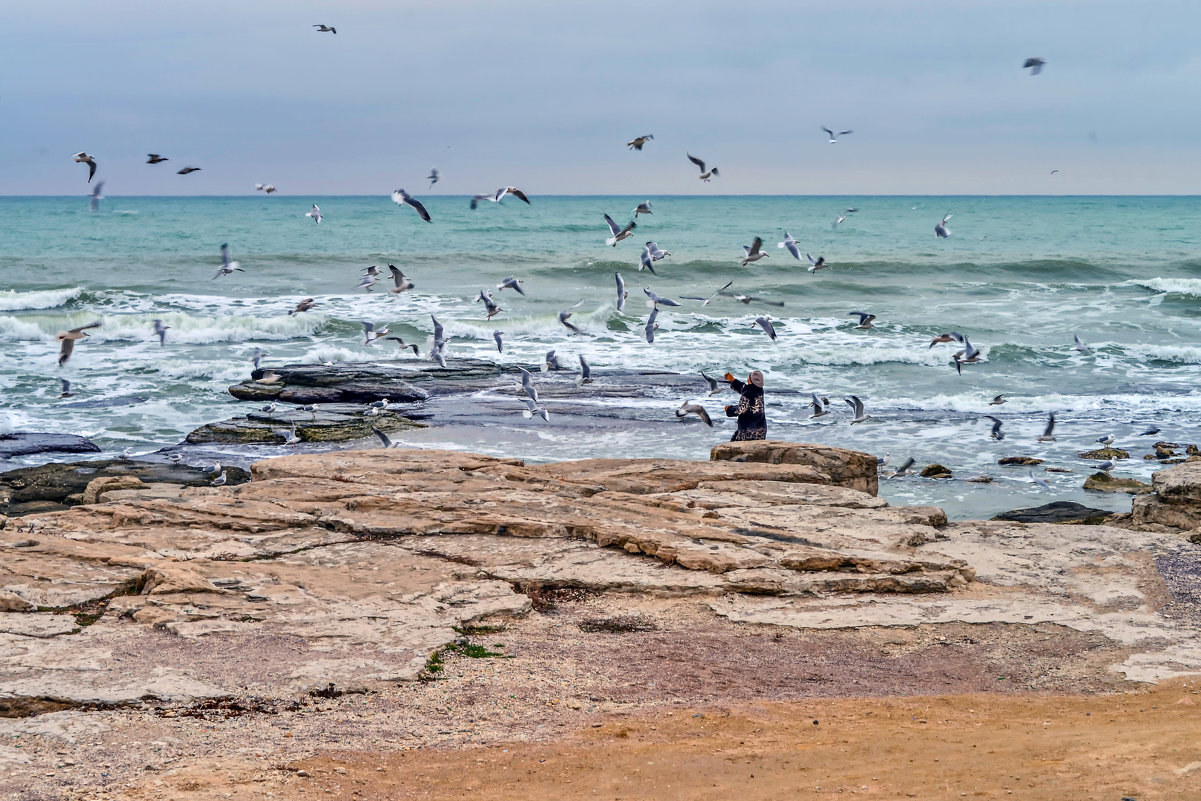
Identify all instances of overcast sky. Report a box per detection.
[3,0,1200,196]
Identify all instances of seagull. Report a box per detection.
[177,166,201,175]
[476,290,503,319]
[152,319,170,345]
[891,457,916,477]
[56,321,102,366]
[496,276,525,295]
[385,336,420,355]
[805,253,828,274]
[615,272,628,312]
[362,321,389,345]
[88,181,104,212]
[1049,169,1060,175]
[1037,412,1057,442]
[1094,459,1115,473]
[372,426,402,449]
[168,453,184,468]
[517,366,539,402]
[520,396,550,422]
[777,232,802,260]
[626,135,654,150]
[493,331,504,353]
[430,343,448,368]
[120,447,132,461]
[251,347,266,370]
[431,314,446,351]
[985,415,1005,440]
[255,370,282,385]
[740,237,769,266]
[210,471,228,487]
[935,213,952,238]
[752,316,777,341]
[559,299,585,334]
[644,288,682,308]
[1023,57,1045,75]
[260,401,278,413]
[356,274,379,292]
[494,186,531,205]
[1073,334,1092,354]
[542,350,562,372]
[700,372,723,397]
[469,193,495,210]
[255,183,276,193]
[314,24,336,33]
[301,403,318,419]
[680,280,734,305]
[369,398,392,411]
[58,378,74,399]
[578,355,592,384]
[363,265,381,276]
[877,452,890,468]
[1096,434,1115,446]
[633,201,654,217]
[273,422,301,447]
[809,393,831,418]
[73,152,97,182]
[929,331,964,348]
[850,311,876,330]
[147,154,168,164]
[604,213,637,246]
[639,243,661,273]
[675,401,713,427]
[289,298,317,316]
[822,127,853,143]
[1140,425,1161,436]
[644,306,659,343]
[1029,469,1050,490]
[305,204,322,224]
[717,291,784,307]
[845,395,872,424]
[212,243,244,280]
[833,215,847,227]
[391,189,432,222]
[952,336,982,374]
[687,153,719,181]
[427,168,439,188]
[989,394,1007,406]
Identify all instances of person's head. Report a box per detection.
[748,370,764,388]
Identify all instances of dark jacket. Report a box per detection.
[725,378,766,441]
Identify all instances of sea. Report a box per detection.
[3,194,1200,521]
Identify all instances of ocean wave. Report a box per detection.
[91,311,328,344]
[1126,277,1201,298]
[1127,344,1201,365]
[0,287,84,311]
[0,316,52,341]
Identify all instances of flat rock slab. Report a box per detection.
[0,434,100,460]
[992,501,1114,524]
[186,406,419,445]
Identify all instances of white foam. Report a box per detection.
[0,317,52,341]
[1127,278,1201,297]
[91,312,327,344]
[0,287,83,311]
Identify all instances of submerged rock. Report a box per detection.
[920,464,953,479]
[1083,472,1151,494]
[186,405,420,445]
[0,433,100,459]
[992,501,1113,524]
[1078,447,1130,460]
[998,456,1044,466]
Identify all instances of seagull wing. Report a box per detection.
[748,236,763,256]
[615,272,626,312]
[371,427,395,448]
[603,213,621,236]
[506,187,531,204]
[401,193,432,222]
[687,153,706,172]
[579,355,590,378]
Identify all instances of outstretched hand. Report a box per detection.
[723,372,734,382]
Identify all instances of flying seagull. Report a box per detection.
[213,243,243,279]
[56,321,102,366]
[633,201,653,217]
[989,394,1007,406]
[385,336,420,355]
[495,186,531,204]
[935,213,953,238]
[362,321,389,346]
[147,154,168,164]
[73,152,97,182]
[314,24,336,33]
[845,395,872,424]
[717,291,784,307]
[680,280,734,306]
[152,318,169,345]
[740,237,769,266]
[372,427,403,449]
[644,288,682,308]
[476,290,502,319]
[388,265,414,294]
[251,347,266,370]
[59,378,74,399]
[578,355,592,384]
[88,181,104,213]
[752,316,777,341]
[806,253,828,274]
[701,372,722,397]
[777,232,801,260]
[1037,412,1057,442]
[626,135,654,151]
[543,350,562,372]
[391,189,432,222]
[489,330,503,354]
[687,153,719,181]
[850,311,876,330]
[644,306,660,343]
[675,401,713,427]
[1023,57,1045,75]
[929,331,964,348]
[615,272,628,312]
[356,274,378,292]
[177,166,201,175]
[639,241,669,273]
[496,276,525,295]
[891,457,916,477]
[520,396,550,422]
[809,393,831,418]
[559,299,585,334]
[517,366,539,403]
[604,213,637,246]
[1029,469,1050,490]
[305,204,323,224]
[985,415,1005,440]
[952,336,983,374]
[1140,425,1161,436]
[427,168,439,188]
[255,183,276,193]
[822,127,853,143]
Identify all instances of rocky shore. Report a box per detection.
[1,440,1199,799]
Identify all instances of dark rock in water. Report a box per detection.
[0,433,101,459]
[1078,447,1130,460]
[1083,472,1152,494]
[920,463,953,479]
[991,501,1114,524]
[230,362,441,405]
[998,456,1043,466]
[186,405,421,445]
[0,459,249,515]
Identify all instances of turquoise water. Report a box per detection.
[3,195,1201,519]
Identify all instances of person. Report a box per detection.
[723,370,766,441]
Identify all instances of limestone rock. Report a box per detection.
[1149,460,1201,505]
[1083,472,1151,494]
[708,441,878,496]
[81,476,144,505]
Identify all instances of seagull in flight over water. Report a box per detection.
[626,135,654,150]
[213,243,243,279]
[778,232,801,260]
[687,154,719,181]
[740,237,769,266]
[935,214,952,238]
[73,152,98,182]
[1023,57,1045,75]
[305,204,322,224]
[604,213,636,247]
[391,189,432,222]
[822,127,853,143]
[314,24,337,34]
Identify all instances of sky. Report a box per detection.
[3,0,1201,196]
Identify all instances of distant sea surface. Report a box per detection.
[3,195,1200,520]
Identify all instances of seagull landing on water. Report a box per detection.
[496,276,525,295]
[1073,334,1092,354]
[305,204,322,224]
[147,154,168,164]
[740,237,769,266]
[633,201,653,217]
[777,232,801,260]
[850,311,876,330]
[314,24,336,33]
[1037,412,1057,442]
[1023,57,1045,75]
[213,244,243,279]
[985,416,1005,440]
[73,152,97,182]
[604,214,636,247]
[675,401,713,427]
[935,214,952,238]
[58,378,74,399]
[559,300,585,334]
[687,154,718,181]
[806,253,828,274]
[152,319,169,345]
[626,135,654,151]
[391,189,432,222]
[822,127,853,143]
[845,395,872,425]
